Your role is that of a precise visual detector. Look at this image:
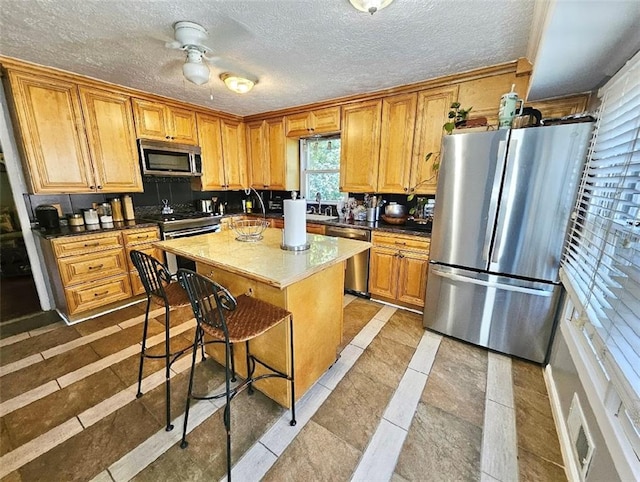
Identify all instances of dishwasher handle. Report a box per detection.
[325,226,370,242]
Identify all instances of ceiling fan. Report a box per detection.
[165,21,257,93]
[165,21,215,85]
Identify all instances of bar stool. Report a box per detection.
[177,268,296,482]
[129,250,196,431]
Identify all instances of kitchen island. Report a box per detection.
[155,227,371,407]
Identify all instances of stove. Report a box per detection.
[139,211,223,274]
[140,211,222,233]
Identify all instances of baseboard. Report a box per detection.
[544,364,581,481]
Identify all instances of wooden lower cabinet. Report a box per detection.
[306,223,326,235]
[368,232,430,310]
[43,226,160,319]
[123,227,162,296]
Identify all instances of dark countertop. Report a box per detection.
[32,220,158,240]
[247,212,431,238]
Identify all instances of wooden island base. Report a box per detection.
[196,260,345,408]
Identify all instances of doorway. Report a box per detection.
[0,152,41,324]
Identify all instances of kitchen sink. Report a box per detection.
[306,213,339,222]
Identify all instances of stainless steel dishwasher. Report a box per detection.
[325,225,371,296]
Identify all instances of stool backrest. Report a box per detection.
[130,250,171,301]
[177,269,237,337]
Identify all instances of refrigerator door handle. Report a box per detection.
[491,139,518,266]
[430,266,553,297]
[482,139,508,261]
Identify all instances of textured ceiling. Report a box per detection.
[0,0,536,116]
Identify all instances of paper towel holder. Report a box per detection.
[281,191,311,251]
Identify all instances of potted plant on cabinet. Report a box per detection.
[443,102,473,134]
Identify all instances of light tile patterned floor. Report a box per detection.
[0,295,566,481]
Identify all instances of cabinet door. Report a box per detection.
[221,120,248,190]
[396,251,429,307]
[340,100,382,193]
[266,118,287,190]
[132,99,167,140]
[378,93,417,194]
[368,246,398,299]
[197,113,227,190]
[79,87,142,193]
[247,121,269,189]
[410,86,458,195]
[285,112,312,137]
[168,106,198,144]
[8,71,94,193]
[306,223,326,235]
[312,107,341,134]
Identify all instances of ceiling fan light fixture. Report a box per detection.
[182,48,209,85]
[349,0,395,15]
[220,73,256,94]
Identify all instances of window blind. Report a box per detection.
[561,51,640,434]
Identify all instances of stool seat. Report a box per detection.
[200,294,291,343]
[163,281,191,308]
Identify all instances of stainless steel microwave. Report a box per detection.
[138,139,202,177]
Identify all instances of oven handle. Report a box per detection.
[163,224,221,239]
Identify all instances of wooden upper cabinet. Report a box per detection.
[196,113,226,190]
[7,71,94,193]
[410,86,458,195]
[78,87,142,193]
[220,119,248,190]
[285,106,341,137]
[377,93,417,194]
[247,120,269,189]
[132,98,198,144]
[339,100,382,193]
[247,118,298,191]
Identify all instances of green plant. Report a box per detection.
[407,152,439,204]
[443,102,472,134]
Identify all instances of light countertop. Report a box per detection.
[155,227,371,289]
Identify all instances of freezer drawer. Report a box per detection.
[423,264,562,363]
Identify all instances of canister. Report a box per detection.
[67,213,84,227]
[122,195,135,220]
[110,198,124,222]
[97,203,113,225]
[83,208,99,225]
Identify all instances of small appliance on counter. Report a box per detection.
[35,204,60,229]
[197,199,213,213]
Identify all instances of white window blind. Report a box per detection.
[561,51,640,436]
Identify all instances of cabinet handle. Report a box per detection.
[84,242,100,247]
[97,185,103,190]
[264,185,269,189]
[94,290,109,297]
[165,135,171,139]
[136,235,150,240]
[90,185,95,190]
[394,241,407,245]
[404,187,408,192]
[88,264,104,270]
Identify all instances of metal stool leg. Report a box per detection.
[164,305,174,431]
[245,340,255,395]
[136,297,152,398]
[224,342,233,482]
[289,316,297,426]
[180,326,201,449]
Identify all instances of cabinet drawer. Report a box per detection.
[58,248,127,286]
[372,232,430,252]
[122,228,160,246]
[52,232,122,257]
[306,223,326,235]
[65,273,132,315]
[126,245,164,272]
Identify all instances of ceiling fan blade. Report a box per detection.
[165,40,183,50]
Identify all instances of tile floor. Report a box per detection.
[0,295,567,481]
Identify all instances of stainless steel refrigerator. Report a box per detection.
[423,123,593,363]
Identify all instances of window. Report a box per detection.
[561,50,640,452]
[300,136,342,203]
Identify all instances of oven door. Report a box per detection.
[163,224,221,274]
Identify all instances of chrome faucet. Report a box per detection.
[324,206,333,216]
[315,192,322,215]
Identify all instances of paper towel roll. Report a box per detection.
[283,199,307,248]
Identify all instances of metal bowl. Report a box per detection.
[384,203,407,218]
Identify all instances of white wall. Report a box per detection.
[0,85,54,310]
